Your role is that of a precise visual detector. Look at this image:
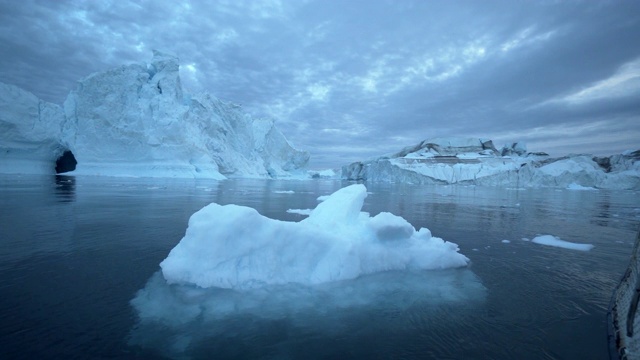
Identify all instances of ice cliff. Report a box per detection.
[0,83,66,174]
[1,50,309,178]
[342,138,640,190]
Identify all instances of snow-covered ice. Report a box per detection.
[160,184,469,289]
[531,235,594,251]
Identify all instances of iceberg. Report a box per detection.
[0,83,66,174]
[160,184,469,289]
[133,184,482,358]
[342,137,640,190]
[0,50,309,178]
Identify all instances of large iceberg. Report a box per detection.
[0,83,66,174]
[160,184,469,289]
[0,50,308,178]
[342,137,640,190]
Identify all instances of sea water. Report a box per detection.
[0,175,638,359]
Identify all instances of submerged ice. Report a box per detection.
[160,184,469,289]
[130,268,485,358]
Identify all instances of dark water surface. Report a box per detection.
[0,175,638,359]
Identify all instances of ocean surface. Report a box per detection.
[0,175,639,359]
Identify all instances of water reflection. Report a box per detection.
[594,192,612,227]
[129,269,486,359]
[54,175,76,203]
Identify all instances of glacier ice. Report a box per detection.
[342,137,640,190]
[0,83,66,174]
[160,184,469,289]
[0,50,308,178]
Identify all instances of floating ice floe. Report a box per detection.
[531,235,594,251]
[160,184,469,289]
[567,183,597,191]
[286,208,312,216]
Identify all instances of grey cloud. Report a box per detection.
[1,0,638,168]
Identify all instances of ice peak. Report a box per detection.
[304,184,367,226]
[150,49,180,73]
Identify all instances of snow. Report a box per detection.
[160,184,469,289]
[0,50,309,178]
[531,235,594,251]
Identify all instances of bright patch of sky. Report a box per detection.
[560,57,640,105]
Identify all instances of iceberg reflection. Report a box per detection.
[129,269,485,358]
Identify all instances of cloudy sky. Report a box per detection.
[1,0,639,169]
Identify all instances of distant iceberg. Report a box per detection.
[0,50,309,178]
[342,137,640,190]
[160,184,469,289]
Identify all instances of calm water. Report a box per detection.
[0,175,639,359]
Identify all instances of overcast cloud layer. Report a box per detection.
[1,0,639,169]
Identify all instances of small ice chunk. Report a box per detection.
[521,237,530,242]
[567,183,597,191]
[501,240,510,244]
[274,190,295,194]
[317,195,330,202]
[531,235,594,251]
[286,209,312,216]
